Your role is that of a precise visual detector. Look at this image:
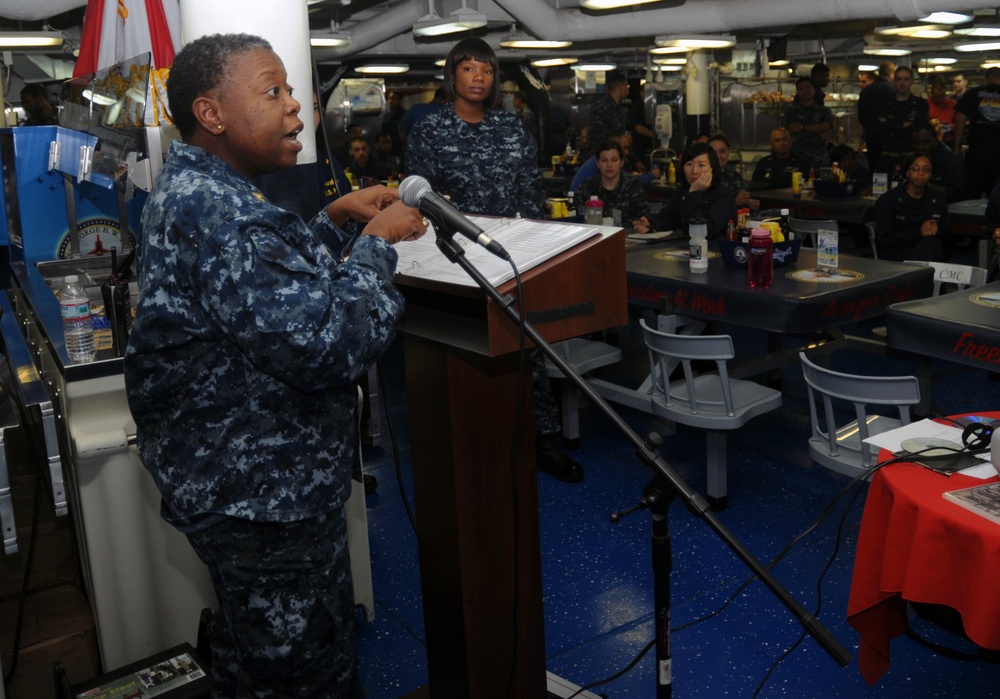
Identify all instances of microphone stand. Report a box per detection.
[429,224,852,696]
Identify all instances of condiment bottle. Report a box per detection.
[688,217,709,274]
[748,228,774,289]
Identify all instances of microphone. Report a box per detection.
[399,175,510,260]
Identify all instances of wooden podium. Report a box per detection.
[396,228,627,698]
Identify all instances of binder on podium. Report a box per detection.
[395,226,626,698]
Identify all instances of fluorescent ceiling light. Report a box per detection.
[0,31,63,48]
[355,64,409,74]
[413,8,488,37]
[575,62,616,71]
[983,61,1000,70]
[858,64,878,71]
[769,59,791,66]
[434,58,447,67]
[956,40,1000,52]
[649,45,692,55]
[955,24,1000,37]
[581,0,663,9]
[920,12,974,24]
[875,25,950,39]
[650,63,683,71]
[656,57,688,64]
[530,57,578,67]
[500,36,572,49]
[924,57,957,64]
[863,46,912,56]
[310,32,350,48]
[656,34,736,49]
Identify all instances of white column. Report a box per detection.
[685,50,710,118]
[178,0,316,163]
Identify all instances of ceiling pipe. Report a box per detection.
[0,0,86,21]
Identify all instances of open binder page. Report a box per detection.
[393,216,601,287]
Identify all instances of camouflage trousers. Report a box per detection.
[530,348,561,436]
[186,509,357,698]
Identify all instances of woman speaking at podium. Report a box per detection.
[406,38,584,482]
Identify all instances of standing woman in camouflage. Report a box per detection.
[406,38,583,482]
[124,33,427,697]
[405,37,543,220]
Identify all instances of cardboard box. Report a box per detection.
[0,585,100,699]
[0,474,80,601]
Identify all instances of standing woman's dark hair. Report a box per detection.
[678,142,723,191]
[443,37,501,109]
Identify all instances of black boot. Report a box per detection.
[535,436,584,483]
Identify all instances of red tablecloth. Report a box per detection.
[847,445,1000,683]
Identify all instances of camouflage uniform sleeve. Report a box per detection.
[307,206,359,258]
[194,217,403,394]
[622,176,650,222]
[514,120,544,219]
[405,118,438,183]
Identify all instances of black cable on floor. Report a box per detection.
[374,359,417,536]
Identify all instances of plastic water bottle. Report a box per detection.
[688,217,708,274]
[585,195,604,225]
[748,228,774,289]
[61,275,96,363]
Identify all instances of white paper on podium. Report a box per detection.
[393,216,601,287]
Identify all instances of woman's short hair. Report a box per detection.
[168,33,272,138]
[595,139,624,161]
[902,153,934,180]
[707,132,731,149]
[443,37,500,109]
[679,142,722,190]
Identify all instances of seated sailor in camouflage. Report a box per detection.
[123,33,427,698]
[575,139,650,231]
[405,37,543,221]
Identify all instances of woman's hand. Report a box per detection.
[363,200,429,244]
[632,216,652,233]
[327,186,398,226]
[920,220,939,237]
[689,168,712,192]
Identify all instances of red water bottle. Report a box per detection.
[748,228,774,289]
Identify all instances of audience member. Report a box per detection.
[19,84,57,125]
[785,77,834,172]
[574,139,650,230]
[513,90,538,143]
[346,136,389,187]
[382,91,406,153]
[751,128,810,189]
[655,142,736,240]
[397,87,447,143]
[829,144,869,185]
[586,70,628,158]
[911,125,966,203]
[952,73,969,101]
[708,132,759,210]
[373,131,402,180]
[873,66,929,175]
[810,63,831,105]
[335,123,364,168]
[570,131,658,191]
[874,154,949,261]
[857,62,895,177]
[627,81,654,166]
[954,67,1000,199]
[858,71,875,90]
[927,75,957,147]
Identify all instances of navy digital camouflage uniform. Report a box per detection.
[124,141,403,697]
[719,165,748,198]
[587,94,626,158]
[573,173,649,226]
[406,106,564,434]
[784,100,834,172]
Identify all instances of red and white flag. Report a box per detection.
[73,0,181,124]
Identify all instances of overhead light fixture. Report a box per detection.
[500,35,572,49]
[413,2,488,38]
[581,0,668,9]
[875,24,951,39]
[920,12,974,24]
[983,61,1000,70]
[310,33,350,48]
[0,31,63,48]
[863,45,912,56]
[956,40,1000,52]
[355,64,410,74]
[434,58,447,67]
[858,64,879,72]
[530,57,578,67]
[650,63,683,71]
[769,59,791,66]
[655,34,736,49]
[955,24,1000,37]
[649,45,692,55]
[924,57,957,65]
[574,62,617,72]
[656,57,688,64]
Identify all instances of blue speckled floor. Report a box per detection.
[354,309,1000,698]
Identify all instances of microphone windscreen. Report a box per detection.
[399,175,432,208]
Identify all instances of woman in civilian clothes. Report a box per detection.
[655,142,737,240]
[874,154,949,261]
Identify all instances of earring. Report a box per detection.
[217,124,223,130]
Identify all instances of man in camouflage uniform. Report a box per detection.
[586,70,628,160]
[785,77,834,173]
[124,33,426,697]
